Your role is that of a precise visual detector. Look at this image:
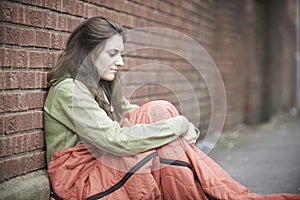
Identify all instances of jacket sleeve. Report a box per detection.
[120,97,139,115]
[46,79,189,156]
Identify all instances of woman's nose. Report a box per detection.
[115,56,124,67]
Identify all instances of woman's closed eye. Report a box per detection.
[108,49,119,57]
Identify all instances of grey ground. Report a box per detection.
[201,113,300,195]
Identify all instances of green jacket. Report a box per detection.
[44,78,189,165]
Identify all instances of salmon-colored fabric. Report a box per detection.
[48,144,161,200]
[48,100,300,200]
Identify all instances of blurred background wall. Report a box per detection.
[0,0,297,198]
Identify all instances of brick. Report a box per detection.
[34,151,46,170]
[67,17,81,32]
[2,91,45,112]
[85,4,97,18]
[12,134,28,154]
[0,157,21,181]
[83,3,94,18]
[0,2,25,24]
[52,51,62,65]
[20,28,36,46]
[44,0,62,11]
[45,11,57,29]
[0,116,4,134]
[13,50,28,68]
[27,131,45,151]
[33,151,46,169]
[0,93,3,113]
[0,136,13,157]
[73,1,85,16]
[43,51,59,68]
[0,71,4,90]
[19,154,34,175]
[29,51,43,68]
[36,30,51,47]
[62,0,74,14]
[1,49,14,67]
[0,25,20,45]
[25,7,45,27]
[20,152,46,174]
[42,52,53,68]
[0,25,7,44]
[14,4,26,24]
[2,93,28,112]
[5,114,20,134]
[34,111,43,129]
[29,91,46,109]
[115,12,131,28]
[19,71,35,89]
[20,113,35,131]
[50,32,63,49]
[3,71,19,89]
[57,14,67,31]
[0,1,14,22]
[4,111,41,134]
[61,34,69,48]
[0,48,5,66]
[35,72,48,88]
[34,72,44,88]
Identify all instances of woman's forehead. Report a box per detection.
[104,34,124,51]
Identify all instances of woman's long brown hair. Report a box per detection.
[47,17,125,120]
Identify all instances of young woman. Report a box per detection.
[44,17,197,165]
[44,17,299,200]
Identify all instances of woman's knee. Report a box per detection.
[139,100,179,120]
[120,100,179,126]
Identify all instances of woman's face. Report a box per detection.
[93,34,124,81]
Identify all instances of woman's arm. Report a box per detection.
[184,123,200,145]
[44,79,189,156]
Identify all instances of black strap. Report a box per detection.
[86,152,158,200]
[50,188,62,200]
[160,158,217,200]
[160,158,201,183]
[160,158,194,171]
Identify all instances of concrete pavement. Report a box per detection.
[205,113,300,195]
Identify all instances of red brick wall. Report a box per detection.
[242,0,265,124]
[0,0,296,183]
[214,0,267,128]
[213,0,296,127]
[214,0,248,129]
